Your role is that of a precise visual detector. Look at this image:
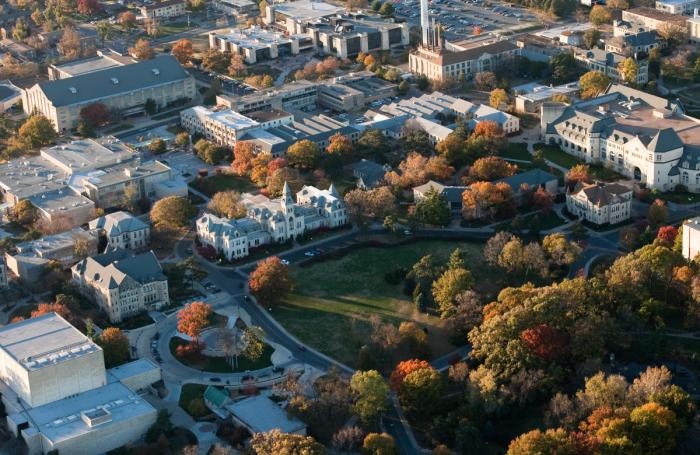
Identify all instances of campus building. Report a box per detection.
[217,80,319,114]
[208,27,307,64]
[22,55,196,132]
[573,48,649,85]
[0,313,159,455]
[0,256,7,288]
[566,182,633,225]
[264,1,408,58]
[513,82,580,114]
[72,250,169,322]
[0,138,185,226]
[409,37,519,82]
[621,7,689,32]
[89,211,150,252]
[682,215,700,260]
[181,105,361,156]
[47,49,137,81]
[655,0,699,15]
[542,85,700,192]
[4,228,99,282]
[196,183,347,260]
[0,80,22,112]
[140,0,187,19]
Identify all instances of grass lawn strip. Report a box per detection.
[274,240,499,367]
[189,174,257,197]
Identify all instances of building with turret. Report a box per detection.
[196,183,347,260]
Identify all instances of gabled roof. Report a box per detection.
[89,211,148,237]
[648,128,684,153]
[73,250,165,290]
[571,182,631,207]
[496,169,558,192]
[35,55,191,107]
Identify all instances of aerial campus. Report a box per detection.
[2,0,700,454]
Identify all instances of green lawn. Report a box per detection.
[655,190,700,204]
[158,21,191,36]
[500,142,531,162]
[274,240,498,367]
[588,163,626,182]
[170,337,274,373]
[189,174,257,197]
[534,143,580,169]
[497,210,567,232]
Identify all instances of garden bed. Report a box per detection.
[169,337,274,373]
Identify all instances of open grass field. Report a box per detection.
[189,173,257,196]
[274,239,498,367]
[535,143,580,169]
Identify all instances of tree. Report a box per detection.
[648,199,668,228]
[549,52,579,84]
[175,131,190,148]
[507,428,578,455]
[249,256,293,305]
[177,301,212,348]
[148,138,167,155]
[363,433,395,455]
[489,88,509,110]
[385,153,454,189]
[379,2,395,17]
[657,226,678,245]
[618,57,639,85]
[129,39,155,60]
[194,139,230,164]
[232,141,256,176]
[628,402,681,453]
[566,164,591,187]
[326,133,353,160]
[287,140,319,170]
[350,370,389,423]
[12,199,37,226]
[542,232,581,267]
[30,303,72,321]
[462,181,512,221]
[474,71,497,90]
[583,28,601,50]
[390,359,431,390]
[371,0,382,11]
[432,268,474,317]
[171,39,194,64]
[119,11,137,29]
[250,430,325,455]
[78,0,101,14]
[266,167,304,197]
[414,187,451,227]
[344,187,397,226]
[398,79,409,95]
[97,327,130,368]
[590,5,612,25]
[242,326,265,362]
[532,187,554,214]
[144,18,160,37]
[435,133,467,165]
[208,191,246,219]
[579,71,611,99]
[58,27,82,59]
[606,0,630,8]
[399,366,441,414]
[80,103,111,127]
[657,23,687,49]
[467,157,516,182]
[12,18,30,41]
[150,196,195,229]
[228,53,246,77]
[18,115,56,148]
[357,129,390,156]
[332,426,365,453]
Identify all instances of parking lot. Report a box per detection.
[395,0,539,39]
[190,67,257,96]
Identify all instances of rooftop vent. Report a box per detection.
[68,87,77,94]
[152,69,160,75]
[111,77,119,84]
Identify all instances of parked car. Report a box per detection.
[210,377,222,382]
[281,259,290,265]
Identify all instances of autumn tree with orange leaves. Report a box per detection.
[389,359,431,390]
[177,302,212,349]
[249,256,292,305]
[384,152,454,189]
[462,181,513,221]
[31,303,73,321]
[232,141,256,176]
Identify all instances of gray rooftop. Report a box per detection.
[73,250,166,290]
[89,211,148,237]
[36,55,192,107]
[0,313,100,371]
[13,381,155,445]
[227,395,306,434]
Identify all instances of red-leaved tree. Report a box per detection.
[177,301,212,350]
[389,359,431,391]
[520,323,570,361]
[248,256,292,305]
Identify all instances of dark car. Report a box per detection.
[298,345,307,352]
[210,377,222,382]
[272,366,284,374]
[154,332,160,340]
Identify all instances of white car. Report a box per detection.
[281,259,290,265]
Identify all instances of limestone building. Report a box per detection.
[89,211,150,251]
[0,313,159,455]
[72,250,169,322]
[566,182,633,225]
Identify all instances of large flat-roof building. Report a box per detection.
[140,0,187,19]
[217,80,319,114]
[543,84,700,192]
[621,7,689,31]
[513,82,580,113]
[72,250,169,322]
[22,55,196,132]
[682,215,700,260]
[0,80,22,112]
[209,27,307,64]
[265,2,408,58]
[655,0,699,15]
[0,313,158,455]
[47,49,137,81]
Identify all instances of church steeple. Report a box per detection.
[328,182,339,197]
[281,181,293,211]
